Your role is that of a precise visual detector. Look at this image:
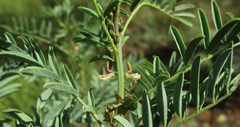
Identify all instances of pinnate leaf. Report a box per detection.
[0,51,43,67]
[208,49,231,102]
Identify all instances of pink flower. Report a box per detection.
[74,45,79,50]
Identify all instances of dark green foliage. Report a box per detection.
[0,0,240,127]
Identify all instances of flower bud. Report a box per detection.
[113,120,118,127]
[98,72,115,81]
[127,94,133,101]
[126,60,132,74]
[124,73,141,80]
[107,103,114,111]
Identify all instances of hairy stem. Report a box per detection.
[92,0,125,124]
[91,0,117,53]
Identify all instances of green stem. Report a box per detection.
[91,112,105,127]
[75,95,87,107]
[92,0,125,124]
[121,2,172,37]
[75,95,105,127]
[91,0,117,53]
[113,2,126,126]
[114,0,124,101]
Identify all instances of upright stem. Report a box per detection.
[115,46,124,99]
[114,2,126,125]
[114,1,124,101]
[92,0,125,119]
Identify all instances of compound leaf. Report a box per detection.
[208,49,231,102]
[19,67,61,80]
[0,51,43,67]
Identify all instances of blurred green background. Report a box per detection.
[0,0,240,126]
